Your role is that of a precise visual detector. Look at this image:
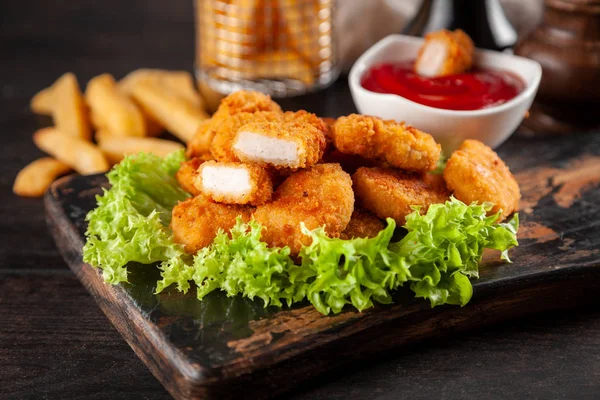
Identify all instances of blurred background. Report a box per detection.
[1,0,543,82]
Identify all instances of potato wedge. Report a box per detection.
[33,127,109,175]
[30,87,54,116]
[120,69,204,109]
[96,130,184,164]
[49,73,92,140]
[13,157,71,197]
[130,79,209,143]
[85,73,146,137]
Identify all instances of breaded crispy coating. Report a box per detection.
[211,90,282,120]
[415,29,474,78]
[186,90,283,159]
[194,161,273,206]
[353,167,450,225]
[283,110,329,137]
[186,119,215,159]
[443,139,520,221]
[171,195,254,254]
[332,114,441,172]
[176,157,204,196]
[210,111,283,162]
[233,120,327,170]
[253,163,354,254]
[339,208,385,240]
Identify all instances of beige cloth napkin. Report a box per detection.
[335,0,544,71]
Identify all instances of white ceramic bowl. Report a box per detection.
[348,34,542,153]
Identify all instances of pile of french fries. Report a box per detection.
[13,69,210,197]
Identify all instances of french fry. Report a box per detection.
[130,78,209,143]
[30,87,54,116]
[33,127,109,175]
[13,157,71,197]
[47,73,92,140]
[247,51,315,85]
[85,73,146,137]
[96,130,185,164]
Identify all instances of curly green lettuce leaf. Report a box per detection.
[83,151,189,284]
[189,218,303,307]
[299,220,410,315]
[393,197,519,307]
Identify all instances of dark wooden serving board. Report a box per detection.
[45,133,600,400]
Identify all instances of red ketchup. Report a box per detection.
[361,61,525,111]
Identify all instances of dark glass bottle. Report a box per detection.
[403,0,518,51]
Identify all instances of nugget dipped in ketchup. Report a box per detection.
[415,29,474,77]
[361,29,525,111]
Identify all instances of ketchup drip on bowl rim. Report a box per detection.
[361,61,525,111]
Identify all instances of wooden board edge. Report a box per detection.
[44,178,208,400]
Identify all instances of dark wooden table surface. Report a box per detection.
[1,1,599,399]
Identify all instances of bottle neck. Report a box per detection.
[404,0,518,51]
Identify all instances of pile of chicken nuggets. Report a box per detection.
[173,90,520,255]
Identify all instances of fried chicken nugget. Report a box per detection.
[339,208,385,240]
[186,119,214,159]
[332,114,441,172]
[171,195,254,254]
[253,163,354,254]
[443,139,520,221]
[285,110,332,155]
[176,157,204,196]
[210,111,283,162]
[233,120,327,170]
[415,29,474,78]
[194,161,273,206]
[186,90,283,158]
[353,167,450,225]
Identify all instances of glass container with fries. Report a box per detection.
[195,0,339,99]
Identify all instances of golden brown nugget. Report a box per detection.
[415,29,474,78]
[352,167,450,225]
[171,195,254,254]
[211,90,282,121]
[186,91,283,158]
[13,157,71,197]
[85,73,146,137]
[332,114,441,172]
[194,161,273,206]
[233,121,327,170]
[339,208,385,240]
[210,111,283,162]
[186,119,215,159]
[176,158,204,196]
[253,164,354,254]
[444,139,520,221]
[283,110,329,137]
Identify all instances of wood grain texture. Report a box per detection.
[43,132,600,399]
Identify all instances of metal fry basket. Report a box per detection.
[195,0,339,97]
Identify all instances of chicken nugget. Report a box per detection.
[212,90,282,120]
[443,139,520,221]
[415,29,474,78]
[353,167,449,225]
[253,163,354,254]
[186,91,283,158]
[332,114,441,172]
[285,110,332,155]
[210,111,283,162]
[233,121,327,170]
[194,161,273,205]
[186,119,215,159]
[339,208,385,240]
[171,195,254,254]
[176,157,204,196]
